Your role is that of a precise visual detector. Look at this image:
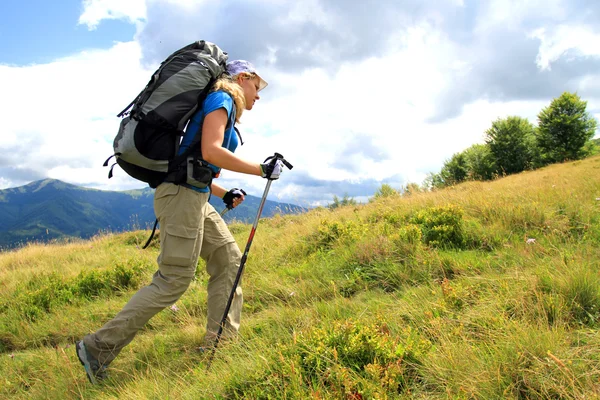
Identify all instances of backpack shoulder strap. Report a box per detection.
[168,88,237,172]
[234,127,244,146]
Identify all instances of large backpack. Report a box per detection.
[104,40,229,188]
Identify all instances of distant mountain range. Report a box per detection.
[0,179,306,249]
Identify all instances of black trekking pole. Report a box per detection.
[206,153,293,370]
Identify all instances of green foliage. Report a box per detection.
[16,274,75,321]
[440,278,480,311]
[372,183,399,200]
[441,152,470,185]
[427,147,492,188]
[590,137,600,155]
[226,319,431,398]
[402,182,423,196]
[485,116,536,174]
[462,143,497,181]
[310,219,364,251]
[410,205,465,249]
[425,93,599,189]
[423,171,446,190]
[75,270,112,299]
[299,319,429,375]
[371,183,400,201]
[536,91,598,164]
[396,223,423,245]
[329,193,357,209]
[582,139,599,157]
[2,258,149,321]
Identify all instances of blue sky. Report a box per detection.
[0,0,135,65]
[0,0,599,207]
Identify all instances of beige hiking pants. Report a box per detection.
[84,183,243,366]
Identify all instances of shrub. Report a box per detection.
[2,258,151,321]
[410,205,465,249]
[296,319,431,395]
[12,274,74,321]
[395,224,423,245]
[310,219,364,251]
[76,270,111,299]
[226,319,432,398]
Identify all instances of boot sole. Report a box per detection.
[75,341,98,385]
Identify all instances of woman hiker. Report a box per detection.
[76,60,285,384]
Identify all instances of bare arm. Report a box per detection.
[211,182,246,209]
[201,108,262,176]
[210,182,227,198]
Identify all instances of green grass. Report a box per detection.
[1,156,600,399]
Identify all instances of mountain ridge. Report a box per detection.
[0,179,305,249]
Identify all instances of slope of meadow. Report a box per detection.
[1,156,599,399]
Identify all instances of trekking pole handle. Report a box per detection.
[272,152,293,170]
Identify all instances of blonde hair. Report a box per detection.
[210,72,257,123]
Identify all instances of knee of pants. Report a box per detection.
[206,242,242,278]
[153,270,195,301]
[219,242,241,268]
[172,275,195,295]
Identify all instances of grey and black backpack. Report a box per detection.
[104,40,229,188]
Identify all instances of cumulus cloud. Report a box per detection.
[135,0,463,67]
[532,25,600,71]
[1,0,599,207]
[79,0,147,29]
[428,0,600,121]
[0,41,156,190]
[132,0,600,124]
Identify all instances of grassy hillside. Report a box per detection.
[1,156,599,399]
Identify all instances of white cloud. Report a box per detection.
[0,178,10,190]
[0,41,157,190]
[480,0,566,30]
[2,0,600,207]
[531,25,600,71]
[79,0,147,29]
[234,24,464,183]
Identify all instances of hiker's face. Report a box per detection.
[238,75,260,110]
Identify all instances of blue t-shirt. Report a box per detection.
[178,90,239,193]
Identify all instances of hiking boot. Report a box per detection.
[75,340,107,384]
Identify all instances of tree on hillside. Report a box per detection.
[402,182,423,196]
[329,193,357,209]
[462,144,497,181]
[444,152,469,184]
[590,137,600,156]
[371,183,399,201]
[423,152,471,189]
[436,152,469,187]
[536,92,598,164]
[423,171,445,190]
[485,116,536,175]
